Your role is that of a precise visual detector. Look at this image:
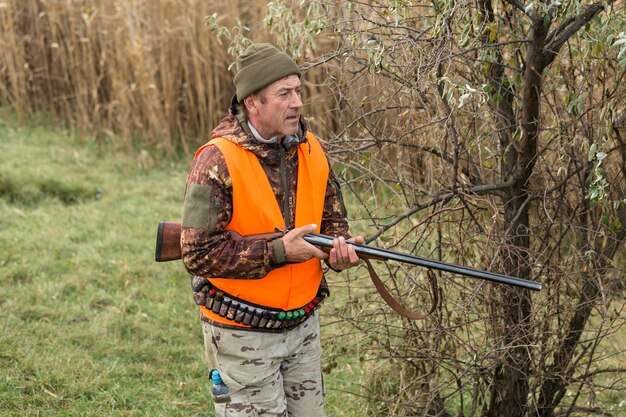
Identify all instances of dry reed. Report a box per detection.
[0,0,311,153]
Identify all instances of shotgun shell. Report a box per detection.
[258,311,269,328]
[219,297,232,317]
[205,289,217,310]
[212,292,224,314]
[274,311,286,328]
[250,308,263,327]
[234,305,247,323]
[242,308,254,325]
[265,311,277,328]
[226,301,239,321]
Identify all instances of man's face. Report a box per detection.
[245,75,303,140]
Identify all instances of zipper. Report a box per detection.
[279,145,290,229]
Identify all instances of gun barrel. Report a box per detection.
[304,233,542,291]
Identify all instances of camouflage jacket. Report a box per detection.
[181,105,350,280]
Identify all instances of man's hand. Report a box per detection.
[328,235,364,271]
[282,224,329,263]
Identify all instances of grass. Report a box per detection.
[0,117,368,416]
[0,118,205,416]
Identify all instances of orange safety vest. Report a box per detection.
[196,133,329,327]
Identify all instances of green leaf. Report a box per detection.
[588,143,597,161]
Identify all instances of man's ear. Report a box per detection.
[243,95,257,116]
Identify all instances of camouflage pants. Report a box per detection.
[202,311,326,417]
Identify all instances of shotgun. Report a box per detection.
[155,221,542,292]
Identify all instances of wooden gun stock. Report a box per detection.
[155,221,182,262]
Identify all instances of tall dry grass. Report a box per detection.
[0,0,288,153]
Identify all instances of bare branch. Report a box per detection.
[366,180,515,242]
[578,367,626,380]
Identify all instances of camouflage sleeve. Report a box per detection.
[180,145,284,279]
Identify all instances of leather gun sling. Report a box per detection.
[363,259,439,320]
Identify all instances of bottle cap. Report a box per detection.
[211,369,223,385]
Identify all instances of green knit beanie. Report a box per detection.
[233,43,301,102]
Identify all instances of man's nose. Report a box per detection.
[290,91,303,108]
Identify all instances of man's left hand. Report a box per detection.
[327,236,364,271]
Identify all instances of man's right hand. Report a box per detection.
[282,224,329,263]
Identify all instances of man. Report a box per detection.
[180,43,363,417]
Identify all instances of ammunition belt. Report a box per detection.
[191,276,328,331]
